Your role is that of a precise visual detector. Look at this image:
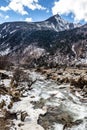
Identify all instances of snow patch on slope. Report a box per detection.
[0,48,10,56]
[10,30,17,34]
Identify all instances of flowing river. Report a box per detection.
[10,71,87,130]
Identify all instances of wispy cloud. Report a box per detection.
[0,12,9,19]
[0,0,46,15]
[52,0,87,22]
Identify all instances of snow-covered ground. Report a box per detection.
[10,71,87,130]
[0,70,87,130]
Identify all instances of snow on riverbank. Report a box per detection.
[10,71,87,130]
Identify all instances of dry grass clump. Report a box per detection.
[70,76,87,89]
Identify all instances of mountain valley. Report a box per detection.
[0,14,87,130]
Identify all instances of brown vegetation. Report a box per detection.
[70,76,87,89]
[0,56,13,70]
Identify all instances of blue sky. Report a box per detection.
[0,0,87,24]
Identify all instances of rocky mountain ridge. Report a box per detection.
[0,14,78,32]
[0,14,86,67]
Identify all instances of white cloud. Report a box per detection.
[0,13,9,19]
[0,0,46,15]
[52,0,87,22]
[9,0,28,15]
[0,6,9,11]
[25,17,32,22]
[5,15,9,19]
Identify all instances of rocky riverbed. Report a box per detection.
[0,67,87,130]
